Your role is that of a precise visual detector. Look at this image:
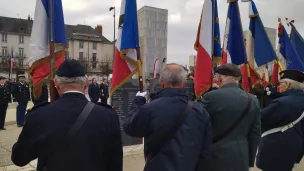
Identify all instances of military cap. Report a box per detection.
[0,76,6,80]
[18,75,25,78]
[280,70,304,83]
[215,64,242,77]
[56,59,85,78]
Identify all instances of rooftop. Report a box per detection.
[0,15,111,43]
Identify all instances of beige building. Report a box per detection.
[0,16,114,80]
[188,55,196,68]
[138,6,168,79]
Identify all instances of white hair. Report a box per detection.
[218,74,240,85]
[280,79,304,90]
[55,75,86,88]
[160,63,187,87]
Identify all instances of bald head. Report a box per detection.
[160,63,187,88]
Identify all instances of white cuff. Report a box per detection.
[136,91,147,97]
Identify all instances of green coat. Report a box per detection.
[199,84,261,171]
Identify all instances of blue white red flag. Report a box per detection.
[290,22,304,65]
[222,0,247,65]
[28,0,68,98]
[194,0,215,98]
[278,23,304,71]
[247,0,277,67]
[111,0,141,95]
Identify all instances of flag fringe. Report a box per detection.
[195,84,211,99]
[110,68,139,96]
[120,49,138,66]
[28,50,66,74]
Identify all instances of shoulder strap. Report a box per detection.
[146,101,193,164]
[43,102,95,170]
[213,93,252,143]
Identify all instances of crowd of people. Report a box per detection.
[1,59,303,171]
[0,73,109,130]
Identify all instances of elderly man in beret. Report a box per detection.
[199,64,261,171]
[12,60,122,171]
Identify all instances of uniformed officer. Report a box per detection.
[11,59,122,171]
[100,78,109,104]
[0,76,11,130]
[12,75,30,127]
[88,78,100,103]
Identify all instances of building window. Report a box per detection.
[2,33,7,42]
[19,35,24,44]
[79,52,84,61]
[92,53,97,69]
[19,48,24,57]
[79,41,84,48]
[93,42,97,50]
[2,47,8,56]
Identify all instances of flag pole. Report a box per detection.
[236,0,252,92]
[136,48,143,92]
[49,0,56,102]
[9,49,11,81]
[136,2,143,92]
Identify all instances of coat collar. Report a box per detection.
[281,90,304,97]
[221,83,239,89]
[60,92,88,100]
[156,88,188,99]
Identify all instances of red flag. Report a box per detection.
[194,0,214,98]
[241,64,260,92]
[271,61,279,85]
[262,70,269,88]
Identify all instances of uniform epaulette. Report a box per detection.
[27,102,50,113]
[97,102,115,110]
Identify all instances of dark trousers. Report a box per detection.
[16,102,28,125]
[0,102,8,128]
[100,96,108,104]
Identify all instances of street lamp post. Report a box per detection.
[109,6,116,65]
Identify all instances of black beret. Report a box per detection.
[280,70,304,83]
[0,76,6,80]
[215,64,241,77]
[56,59,85,77]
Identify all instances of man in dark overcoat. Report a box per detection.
[31,82,49,105]
[200,64,261,171]
[100,78,109,104]
[0,76,11,130]
[88,78,100,103]
[12,75,30,127]
[11,60,122,171]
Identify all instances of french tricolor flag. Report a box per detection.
[194,0,215,98]
[110,0,140,95]
[28,0,67,99]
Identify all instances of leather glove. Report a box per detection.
[136,91,147,97]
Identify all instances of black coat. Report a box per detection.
[100,83,109,98]
[124,88,212,171]
[11,93,123,171]
[0,83,12,104]
[88,83,101,102]
[12,82,30,103]
[31,83,49,105]
[256,90,304,171]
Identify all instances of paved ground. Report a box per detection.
[2,105,304,171]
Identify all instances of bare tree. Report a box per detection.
[98,59,113,79]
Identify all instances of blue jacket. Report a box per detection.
[124,88,212,171]
[256,90,304,171]
[88,83,101,102]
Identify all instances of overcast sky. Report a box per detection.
[0,0,303,65]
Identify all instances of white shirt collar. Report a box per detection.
[63,91,84,95]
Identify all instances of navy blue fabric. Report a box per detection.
[88,83,100,103]
[257,90,304,171]
[12,93,122,171]
[16,102,27,125]
[124,88,212,171]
